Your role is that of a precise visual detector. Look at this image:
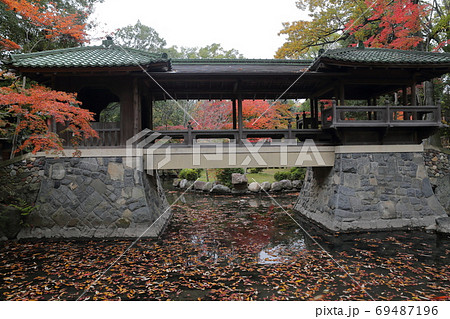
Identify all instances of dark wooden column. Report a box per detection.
[232,99,237,130]
[402,87,408,106]
[411,81,417,120]
[314,98,320,128]
[132,78,141,135]
[310,98,315,125]
[149,98,153,130]
[411,82,417,106]
[119,79,133,145]
[238,97,243,144]
[339,82,345,106]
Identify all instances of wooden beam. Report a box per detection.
[238,97,243,144]
[411,82,417,106]
[149,98,154,130]
[232,99,237,130]
[133,78,141,135]
[339,81,345,106]
[402,86,408,106]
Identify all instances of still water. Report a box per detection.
[0,181,448,300]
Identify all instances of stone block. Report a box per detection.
[279,179,293,190]
[132,207,152,223]
[210,184,231,194]
[51,163,66,180]
[107,162,124,181]
[379,201,397,219]
[292,180,303,189]
[194,181,206,191]
[82,192,104,212]
[203,182,214,192]
[132,187,144,199]
[179,179,188,189]
[342,159,357,173]
[270,182,283,192]
[172,178,181,187]
[51,208,70,227]
[436,217,450,234]
[231,173,248,185]
[248,182,261,193]
[116,218,131,228]
[261,182,271,192]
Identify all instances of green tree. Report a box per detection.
[165,43,244,59]
[114,20,167,51]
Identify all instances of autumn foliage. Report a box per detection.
[0,82,98,153]
[0,0,98,155]
[0,0,88,51]
[276,0,431,58]
[157,100,293,131]
[346,0,428,50]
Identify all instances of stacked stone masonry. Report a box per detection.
[16,156,170,239]
[295,152,447,232]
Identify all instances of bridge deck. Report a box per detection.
[62,104,442,150]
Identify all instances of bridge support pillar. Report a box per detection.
[18,156,170,239]
[294,150,447,232]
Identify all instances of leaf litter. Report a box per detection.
[0,191,449,301]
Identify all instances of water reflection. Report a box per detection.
[164,180,311,265]
[161,179,450,300]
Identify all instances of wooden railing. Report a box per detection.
[321,105,441,129]
[61,122,120,147]
[155,126,327,146]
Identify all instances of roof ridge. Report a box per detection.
[11,45,167,61]
[171,58,312,64]
[326,47,450,56]
[10,46,104,60]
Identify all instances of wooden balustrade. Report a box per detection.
[56,105,441,148]
[60,122,120,147]
[321,105,441,129]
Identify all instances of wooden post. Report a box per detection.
[339,82,345,107]
[133,78,141,135]
[232,99,237,130]
[411,82,417,120]
[310,98,315,125]
[314,98,319,128]
[238,97,243,145]
[149,98,154,130]
[402,87,408,106]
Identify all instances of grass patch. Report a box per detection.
[197,168,282,184]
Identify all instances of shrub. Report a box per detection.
[178,168,199,181]
[193,168,204,176]
[215,168,244,187]
[248,167,265,174]
[274,171,291,181]
[289,167,306,180]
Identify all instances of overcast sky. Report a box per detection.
[90,0,308,58]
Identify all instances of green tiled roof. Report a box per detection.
[9,45,169,68]
[172,58,312,65]
[320,48,450,65]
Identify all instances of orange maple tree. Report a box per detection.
[0,78,98,153]
[345,0,428,50]
[0,0,88,51]
[0,1,97,154]
[164,100,293,131]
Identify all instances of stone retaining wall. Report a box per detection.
[0,156,45,207]
[3,156,170,239]
[423,149,450,214]
[294,152,447,232]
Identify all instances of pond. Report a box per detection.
[0,181,449,300]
